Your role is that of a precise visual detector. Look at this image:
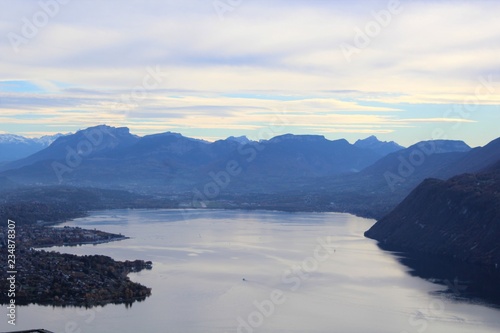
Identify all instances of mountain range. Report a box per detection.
[1,124,500,267]
[2,126,498,216]
[0,125,403,191]
[0,125,500,210]
[1,125,499,211]
[0,133,64,163]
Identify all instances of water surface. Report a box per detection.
[3,209,499,333]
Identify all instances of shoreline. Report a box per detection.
[0,224,152,308]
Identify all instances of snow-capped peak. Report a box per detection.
[0,133,66,146]
[32,133,65,146]
[0,134,31,144]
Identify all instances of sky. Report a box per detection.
[0,0,499,147]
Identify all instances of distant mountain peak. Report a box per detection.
[269,133,327,143]
[160,131,182,136]
[226,135,251,145]
[354,136,404,157]
[0,134,30,144]
[357,135,379,143]
[408,140,471,154]
[355,135,401,146]
[78,124,133,135]
[33,133,66,146]
[158,131,210,143]
[0,133,68,162]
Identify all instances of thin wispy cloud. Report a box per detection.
[0,0,498,146]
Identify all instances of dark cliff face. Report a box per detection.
[365,164,500,266]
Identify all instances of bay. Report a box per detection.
[3,209,499,333]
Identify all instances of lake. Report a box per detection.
[3,209,500,333]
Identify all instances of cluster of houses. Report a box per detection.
[0,224,152,307]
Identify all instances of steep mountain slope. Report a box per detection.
[435,137,500,179]
[356,140,471,192]
[289,140,474,218]
[1,126,137,171]
[360,140,471,176]
[365,162,500,266]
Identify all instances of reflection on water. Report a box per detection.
[380,244,500,308]
[1,209,499,333]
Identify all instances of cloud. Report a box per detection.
[0,0,498,145]
[395,118,476,124]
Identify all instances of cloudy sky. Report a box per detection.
[0,0,499,146]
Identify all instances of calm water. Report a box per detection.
[3,209,500,333]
